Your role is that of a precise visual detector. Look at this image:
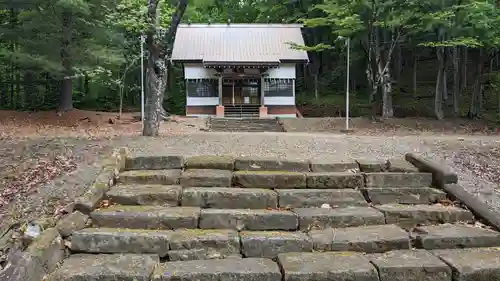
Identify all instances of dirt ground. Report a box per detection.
[281,117,500,135]
[1,110,499,234]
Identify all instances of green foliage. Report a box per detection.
[1,0,500,120]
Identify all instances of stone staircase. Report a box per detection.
[25,153,500,281]
[209,118,284,132]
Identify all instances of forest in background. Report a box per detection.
[2,0,500,122]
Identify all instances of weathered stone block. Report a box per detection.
[356,159,389,172]
[240,231,312,258]
[405,153,458,185]
[118,169,181,185]
[125,155,184,170]
[387,158,418,173]
[74,182,109,214]
[374,204,474,228]
[152,258,282,281]
[0,250,45,281]
[363,187,447,205]
[55,211,89,237]
[180,169,233,187]
[294,207,385,230]
[167,249,242,261]
[234,156,310,172]
[90,206,200,229]
[309,224,410,253]
[278,252,379,281]
[365,172,433,188]
[370,249,452,281]
[25,228,65,273]
[199,209,298,231]
[106,185,181,206]
[412,224,500,250]
[181,187,277,209]
[309,159,359,172]
[169,229,240,257]
[234,171,307,188]
[70,228,172,257]
[277,189,367,208]
[185,155,235,170]
[47,254,158,281]
[431,247,500,281]
[306,172,364,189]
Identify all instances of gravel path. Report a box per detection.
[1,132,499,234]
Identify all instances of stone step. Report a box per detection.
[210,126,280,130]
[362,186,447,205]
[185,155,235,170]
[46,253,158,281]
[233,171,307,188]
[106,185,181,206]
[374,204,474,228]
[364,172,433,188]
[70,224,500,259]
[210,128,282,132]
[153,258,281,281]
[199,208,298,231]
[294,206,386,230]
[181,187,278,209]
[118,169,181,185]
[90,206,200,230]
[48,249,500,281]
[90,204,474,231]
[309,224,411,253]
[107,186,368,209]
[70,228,241,260]
[276,189,368,208]
[125,155,184,170]
[306,172,364,189]
[411,223,500,249]
[234,156,310,172]
[180,169,233,187]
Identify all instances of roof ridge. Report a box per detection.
[179,23,304,28]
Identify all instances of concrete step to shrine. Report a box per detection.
[209,117,284,132]
[38,153,500,281]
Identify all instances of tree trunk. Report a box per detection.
[394,42,402,81]
[468,50,483,119]
[434,46,445,120]
[9,8,16,109]
[143,0,187,136]
[461,46,468,93]
[379,57,393,118]
[413,53,418,97]
[313,73,319,100]
[452,46,460,116]
[59,10,73,113]
[442,58,448,101]
[24,71,35,109]
[379,30,393,118]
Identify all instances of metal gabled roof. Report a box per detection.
[171,23,309,64]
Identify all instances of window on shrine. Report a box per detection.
[263,79,294,97]
[186,79,218,97]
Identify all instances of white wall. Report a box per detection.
[265,63,296,78]
[184,64,217,79]
[186,97,219,106]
